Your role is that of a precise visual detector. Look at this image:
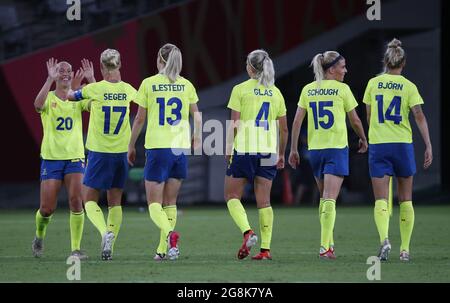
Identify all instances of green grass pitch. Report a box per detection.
[0,205,449,282]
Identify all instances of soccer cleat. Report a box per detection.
[377,238,391,261]
[252,250,272,260]
[153,253,167,261]
[330,245,335,255]
[101,231,115,261]
[399,250,410,262]
[70,250,88,260]
[237,230,258,259]
[319,246,336,260]
[32,237,44,258]
[167,231,180,260]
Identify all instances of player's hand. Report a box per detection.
[46,58,58,81]
[81,59,95,82]
[288,151,300,169]
[128,147,136,166]
[424,145,433,169]
[71,68,84,90]
[358,138,368,153]
[192,135,202,152]
[276,155,285,170]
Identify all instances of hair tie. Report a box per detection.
[322,55,343,71]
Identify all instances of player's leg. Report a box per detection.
[371,175,391,260]
[225,175,256,259]
[64,172,86,259]
[146,180,177,258]
[83,186,106,237]
[33,179,62,257]
[319,174,343,259]
[154,178,182,260]
[252,176,273,260]
[397,176,414,261]
[106,188,123,253]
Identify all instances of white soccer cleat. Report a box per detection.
[167,231,180,261]
[377,238,391,261]
[400,250,410,262]
[101,231,115,261]
[70,250,88,260]
[32,237,43,258]
[153,253,167,261]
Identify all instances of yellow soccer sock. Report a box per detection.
[320,199,336,250]
[157,205,177,255]
[399,201,414,252]
[227,198,252,234]
[319,198,334,247]
[84,201,107,237]
[70,211,84,251]
[258,206,273,250]
[35,209,52,239]
[148,203,172,241]
[107,206,122,251]
[374,199,389,243]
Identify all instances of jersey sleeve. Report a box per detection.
[362,79,372,105]
[80,83,97,100]
[227,86,241,112]
[298,86,307,109]
[38,94,50,114]
[134,79,148,108]
[277,91,287,117]
[127,84,137,103]
[188,81,199,104]
[79,99,91,112]
[408,83,424,108]
[343,84,358,112]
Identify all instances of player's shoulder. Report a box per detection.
[177,76,196,89]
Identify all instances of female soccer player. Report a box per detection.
[225,49,288,260]
[32,58,93,259]
[289,51,368,259]
[363,38,432,262]
[128,43,201,261]
[70,49,137,261]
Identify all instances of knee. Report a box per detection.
[69,196,83,211]
[39,206,55,217]
[224,192,240,202]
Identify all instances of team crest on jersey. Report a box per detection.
[51,102,57,108]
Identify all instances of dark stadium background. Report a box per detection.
[0,0,447,208]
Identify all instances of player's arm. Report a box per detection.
[411,104,433,169]
[288,106,306,168]
[128,105,147,166]
[190,103,202,151]
[226,110,240,161]
[277,115,288,169]
[35,58,58,112]
[347,109,368,153]
[365,104,371,126]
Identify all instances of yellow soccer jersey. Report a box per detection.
[298,80,358,150]
[363,74,424,144]
[135,74,198,149]
[81,80,137,153]
[40,91,90,160]
[228,79,287,154]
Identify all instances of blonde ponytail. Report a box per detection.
[159,43,182,83]
[383,38,406,72]
[310,51,342,83]
[100,49,121,71]
[247,49,275,88]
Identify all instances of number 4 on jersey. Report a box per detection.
[375,95,402,124]
[255,102,270,130]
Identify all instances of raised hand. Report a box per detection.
[71,68,85,90]
[46,58,58,81]
[81,59,95,82]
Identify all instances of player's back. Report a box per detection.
[228,78,286,154]
[363,73,423,144]
[135,74,198,150]
[83,80,137,153]
[299,80,358,150]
